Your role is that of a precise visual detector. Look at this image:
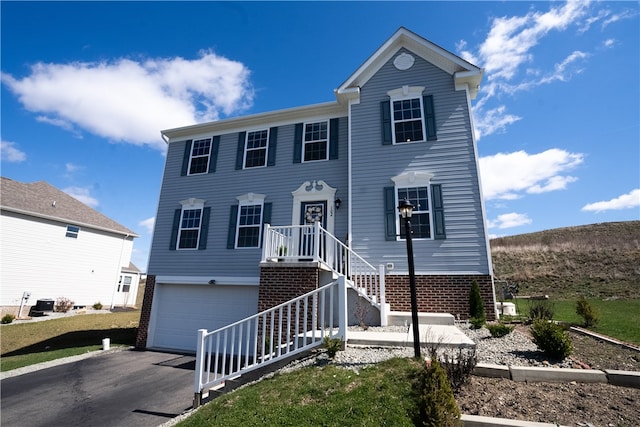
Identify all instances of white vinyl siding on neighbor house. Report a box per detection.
[0,211,133,307]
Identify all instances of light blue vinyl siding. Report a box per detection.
[148,118,349,278]
[350,48,490,275]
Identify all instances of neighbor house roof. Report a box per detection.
[0,177,138,237]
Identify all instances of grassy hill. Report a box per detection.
[490,221,640,300]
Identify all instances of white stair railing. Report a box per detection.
[193,277,348,408]
[262,223,385,311]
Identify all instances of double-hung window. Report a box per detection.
[384,171,446,241]
[303,121,329,162]
[65,225,79,238]
[172,198,210,250]
[397,186,430,239]
[228,193,267,249]
[244,130,269,168]
[188,138,212,175]
[382,86,436,145]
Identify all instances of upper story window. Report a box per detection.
[244,129,269,168]
[381,86,437,145]
[65,225,79,238]
[235,193,265,248]
[188,138,212,175]
[303,121,329,162]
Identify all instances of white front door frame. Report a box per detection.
[291,180,336,235]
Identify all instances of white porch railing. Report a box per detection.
[193,277,348,408]
[262,223,385,314]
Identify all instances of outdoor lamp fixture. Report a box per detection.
[398,198,422,359]
[334,198,342,210]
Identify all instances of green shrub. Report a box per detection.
[54,297,74,313]
[92,302,103,310]
[486,322,514,338]
[528,299,554,321]
[468,280,485,329]
[576,296,599,328]
[530,319,572,360]
[1,314,16,324]
[414,359,461,426]
[323,336,343,359]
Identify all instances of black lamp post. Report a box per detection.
[398,199,422,359]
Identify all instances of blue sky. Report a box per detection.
[2,1,639,271]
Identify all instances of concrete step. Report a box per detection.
[386,311,455,326]
[348,324,475,349]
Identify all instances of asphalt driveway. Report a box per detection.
[1,349,196,427]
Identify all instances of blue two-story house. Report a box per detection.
[137,27,496,352]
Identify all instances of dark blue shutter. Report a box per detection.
[267,127,277,166]
[181,140,193,176]
[235,131,246,170]
[170,209,181,250]
[431,184,446,239]
[293,123,303,163]
[227,205,239,249]
[329,118,339,160]
[423,95,437,141]
[261,202,272,248]
[384,187,397,241]
[198,207,211,250]
[209,136,220,173]
[381,101,392,145]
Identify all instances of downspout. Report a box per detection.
[110,233,130,309]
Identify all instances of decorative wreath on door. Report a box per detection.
[305,206,323,223]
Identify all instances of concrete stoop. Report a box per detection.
[348,323,476,349]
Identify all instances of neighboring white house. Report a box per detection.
[0,177,140,316]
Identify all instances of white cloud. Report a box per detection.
[1,140,26,162]
[65,163,82,173]
[479,148,583,200]
[63,186,99,208]
[1,51,254,151]
[581,189,640,213]
[139,217,156,234]
[488,212,532,229]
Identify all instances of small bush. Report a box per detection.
[440,348,477,392]
[54,297,74,313]
[92,302,103,310]
[414,359,462,426]
[486,322,514,338]
[576,296,599,328]
[528,299,554,321]
[2,314,16,324]
[323,336,343,359]
[468,280,485,329]
[530,319,572,360]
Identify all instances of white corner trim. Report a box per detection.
[391,171,434,187]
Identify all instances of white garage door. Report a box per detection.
[149,284,259,352]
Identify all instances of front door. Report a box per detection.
[116,275,132,306]
[299,201,327,258]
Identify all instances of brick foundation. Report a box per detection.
[384,274,496,321]
[135,274,156,349]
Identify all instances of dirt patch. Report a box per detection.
[456,330,640,426]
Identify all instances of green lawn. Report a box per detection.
[513,298,640,344]
[179,357,421,427]
[0,310,139,372]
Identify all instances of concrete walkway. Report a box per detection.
[348,324,476,349]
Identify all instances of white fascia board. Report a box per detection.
[336,27,482,94]
[161,101,347,142]
[155,275,259,286]
[0,206,139,238]
[454,70,484,100]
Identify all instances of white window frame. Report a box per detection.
[188,138,212,175]
[302,120,329,162]
[177,198,205,250]
[235,193,265,249]
[391,171,434,240]
[388,86,426,145]
[243,129,269,169]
